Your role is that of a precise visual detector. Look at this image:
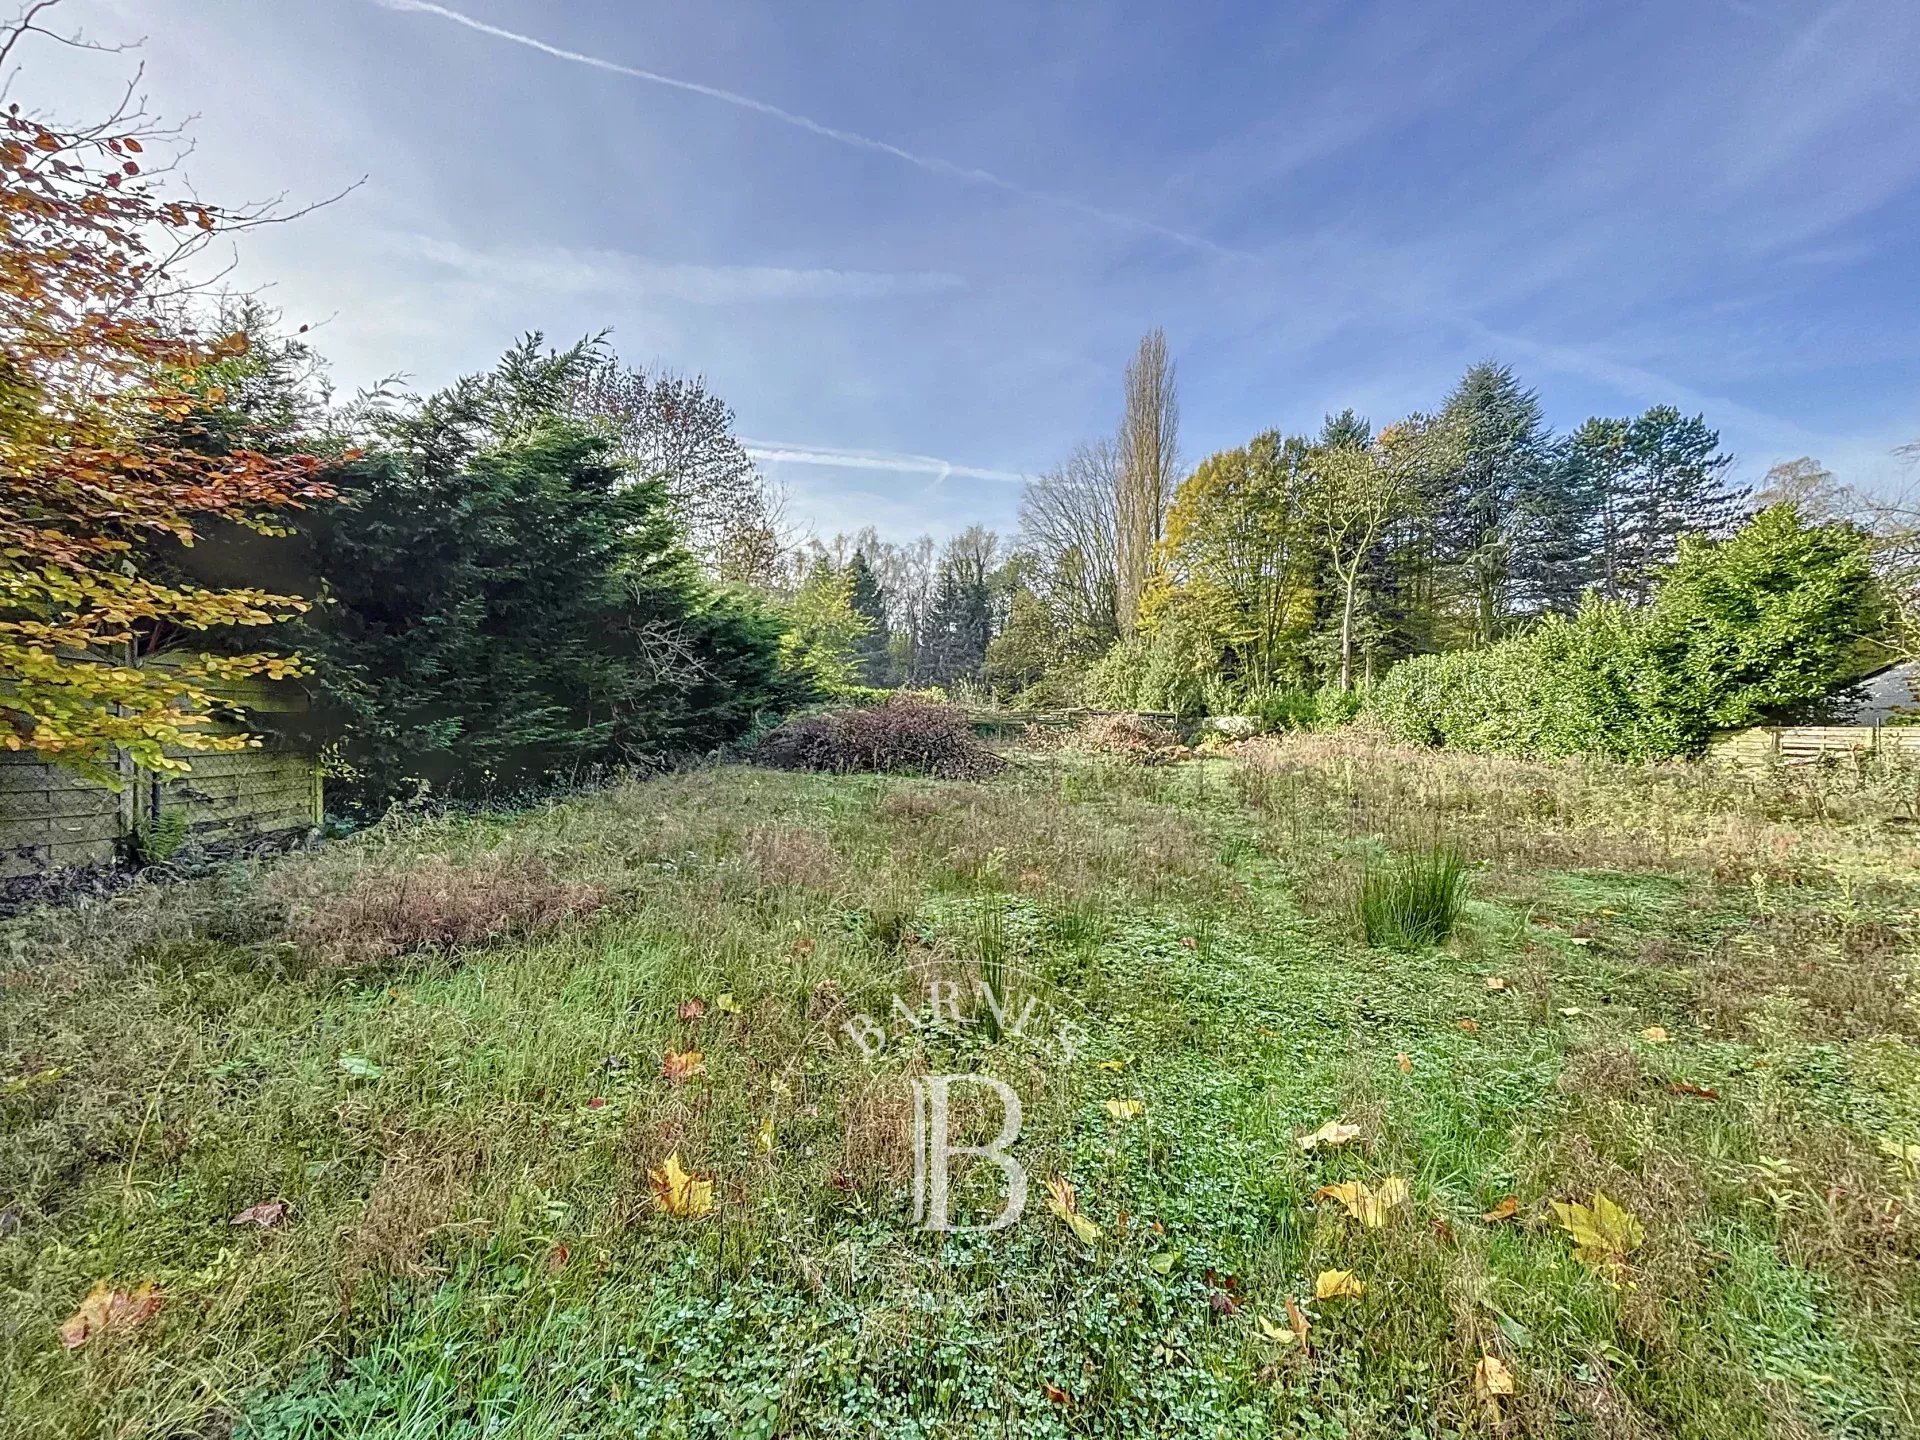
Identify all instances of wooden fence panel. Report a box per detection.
[1708,724,1920,767]
[1,670,322,879]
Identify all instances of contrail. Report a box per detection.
[370,0,1236,258]
[742,439,1026,486]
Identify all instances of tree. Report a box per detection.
[0,15,333,781]
[781,559,872,693]
[1145,431,1314,691]
[1754,456,1847,519]
[1622,406,1742,597]
[567,356,784,584]
[845,550,893,686]
[1309,438,1408,690]
[1436,362,1552,643]
[919,526,1001,687]
[1115,328,1180,631]
[298,338,793,808]
[1018,437,1120,646]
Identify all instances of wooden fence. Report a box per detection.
[0,673,322,880]
[1707,724,1920,768]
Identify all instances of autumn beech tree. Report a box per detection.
[0,7,333,781]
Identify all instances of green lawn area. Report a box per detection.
[4,736,1919,1438]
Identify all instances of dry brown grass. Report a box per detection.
[282,853,608,968]
[742,824,841,889]
[341,1129,489,1289]
[1074,712,1185,762]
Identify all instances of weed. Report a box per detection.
[1359,843,1470,951]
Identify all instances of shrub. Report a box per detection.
[1367,508,1883,761]
[1359,843,1469,951]
[284,853,608,967]
[751,697,1004,780]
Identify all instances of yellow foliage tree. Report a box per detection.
[0,14,332,782]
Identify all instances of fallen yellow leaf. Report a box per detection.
[1550,1190,1643,1281]
[1641,1025,1672,1044]
[1879,1138,1920,1165]
[1455,1018,1480,1034]
[715,992,741,1015]
[1485,976,1508,991]
[1283,1293,1311,1348]
[1045,1176,1101,1245]
[1254,1312,1298,1346]
[57,1280,163,1349]
[1314,1268,1365,1300]
[1474,1352,1516,1401]
[1395,1052,1413,1074]
[648,1151,714,1218]
[1105,1098,1144,1121]
[1296,1119,1361,1152]
[1315,1176,1410,1228]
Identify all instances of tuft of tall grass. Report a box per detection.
[1359,843,1469,951]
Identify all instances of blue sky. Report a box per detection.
[35,0,1920,539]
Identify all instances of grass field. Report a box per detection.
[3,734,1919,1438]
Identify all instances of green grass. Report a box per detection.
[3,738,1919,1437]
[1359,842,1470,951]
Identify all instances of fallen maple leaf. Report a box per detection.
[714,992,741,1015]
[1395,1052,1413,1074]
[1314,1268,1365,1300]
[544,1242,570,1273]
[228,1199,289,1228]
[1641,1025,1672,1044]
[1042,1382,1072,1405]
[676,998,707,1021]
[1045,1176,1101,1245]
[1105,1097,1144,1121]
[1455,1018,1480,1034]
[57,1281,162,1349]
[1315,1177,1410,1228]
[1296,1119,1361,1152]
[1550,1191,1643,1281]
[1480,1195,1520,1224]
[661,1048,705,1084]
[648,1152,714,1218]
[1474,1352,1516,1404]
[1879,1139,1920,1165]
[1485,976,1508,991]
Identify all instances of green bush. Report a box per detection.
[1360,844,1469,951]
[1368,507,1882,760]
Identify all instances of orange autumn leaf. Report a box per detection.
[1455,1018,1480,1034]
[661,1048,705,1084]
[676,998,707,1021]
[1480,1195,1520,1223]
[1395,1052,1413,1074]
[57,1280,163,1349]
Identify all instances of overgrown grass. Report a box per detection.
[3,737,1918,1437]
[1359,842,1471,951]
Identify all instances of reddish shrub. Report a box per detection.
[752,698,1004,780]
